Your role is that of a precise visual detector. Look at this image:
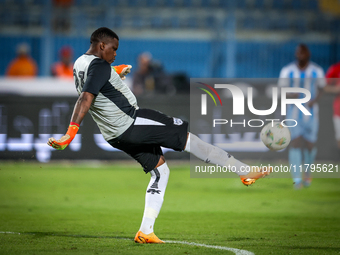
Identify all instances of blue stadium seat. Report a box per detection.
[186,17,197,28]
[296,16,307,33]
[29,9,43,27]
[111,15,123,28]
[88,0,101,6]
[266,16,281,30]
[170,16,180,28]
[182,0,192,7]
[95,14,107,28]
[164,0,175,7]
[254,0,265,9]
[280,0,292,10]
[127,0,139,7]
[150,16,163,28]
[204,15,217,28]
[79,0,93,6]
[272,0,284,10]
[146,0,156,7]
[200,0,211,8]
[312,16,330,32]
[292,0,303,10]
[242,15,255,30]
[72,12,88,32]
[113,0,129,7]
[210,0,221,8]
[216,0,233,8]
[132,16,143,28]
[178,17,186,28]
[32,0,46,5]
[162,17,171,28]
[94,0,109,6]
[12,0,26,5]
[235,0,246,9]
[1,10,12,25]
[217,0,229,8]
[101,0,117,6]
[17,10,29,27]
[72,0,81,6]
[332,20,340,33]
[307,0,319,10]
[257,15,270,30]
[277,16,290,30]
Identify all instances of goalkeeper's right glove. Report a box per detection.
[47,122,79,150]
[113,64,132,80]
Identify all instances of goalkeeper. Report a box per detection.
[47,27,271,244]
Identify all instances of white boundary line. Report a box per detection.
[0,231,254,255]
[165,240,254,255]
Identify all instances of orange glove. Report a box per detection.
[113,64,132,80]
[47,122,79,150]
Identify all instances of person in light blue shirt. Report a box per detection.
[279,44,325,189]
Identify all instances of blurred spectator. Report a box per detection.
[324,61,340,149]
[132,52,174,96]
[278,44,325,189]
[52,0,73,33]
[6,43,38,77]
[51,46,74,79]
[132,52,155,95]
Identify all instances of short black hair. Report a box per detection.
[297,43,309,51]
[90,27,119,45]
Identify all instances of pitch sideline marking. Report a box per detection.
[165,240,254,255]
[0,231,255,255]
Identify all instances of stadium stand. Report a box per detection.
[0,0,337,33]
[0,0,339,78]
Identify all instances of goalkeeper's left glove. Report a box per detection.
[47,122,79,150]
[113,64,132,80]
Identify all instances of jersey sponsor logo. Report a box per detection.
[173,117,183,126]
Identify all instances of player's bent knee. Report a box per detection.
[155,155,166,168]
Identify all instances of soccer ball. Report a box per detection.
[260,122,291,151]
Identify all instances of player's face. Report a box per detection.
[100,38,119,64]
[295,46,310,63]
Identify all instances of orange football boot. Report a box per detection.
[134,231,165,244]
[240,166,273,186]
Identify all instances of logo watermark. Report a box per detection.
[189,78,339,178]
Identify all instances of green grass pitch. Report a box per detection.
[0,161,340,255]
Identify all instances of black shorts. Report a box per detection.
[108,108,188,173]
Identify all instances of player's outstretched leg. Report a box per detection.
[289,147,303,189]
[184,133,272,186]
[134,162,169,244]
[303,147,316,187]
